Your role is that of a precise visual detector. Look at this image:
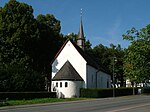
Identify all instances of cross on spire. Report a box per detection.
[80,8,83,17]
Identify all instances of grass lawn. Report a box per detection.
[0,98,90,107]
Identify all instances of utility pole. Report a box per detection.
[113,57,117,97]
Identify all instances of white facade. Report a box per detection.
[126,79,150,87]
[52,80,83,98]
[51,40,111,98]
[52,41,87,87]
[86,65,111,88]
[86,65,97,88]
[97,71,111,88]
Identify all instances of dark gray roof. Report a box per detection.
[52,61,83,81]
[77,16,84,39]
[71,41,99,69]
[51,39,108,73]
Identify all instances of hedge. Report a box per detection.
[0,92,56,100]
[80,88,138,98]
[142,87,150,94]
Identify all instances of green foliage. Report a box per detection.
[65,33,78,42]
[123,25,150,83]
[32,14,64,73]
[0,97,89,107]
[0,92,56,100]
[80,88,138,98]
[80,88,112,98]
[65,33,92,51]
[0,0,64,92]
[0,0,37,66]
[0,64,45,92]
[85,40,92,51]
[90,44,125,86]
[0,0,46,92]
[142,87,150,94]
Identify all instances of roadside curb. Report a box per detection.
[0,97,113,110]
[0,95,144,110]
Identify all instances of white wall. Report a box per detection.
[97,71,111,88]
[86,65,97,88]
[51,40,111,98]
[52,80,83,98]
[52,41,87,87]
[86,65,111,88]
[126,79,132,87]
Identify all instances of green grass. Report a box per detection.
[0,98,90,107]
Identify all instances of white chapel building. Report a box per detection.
[51,16,111,98]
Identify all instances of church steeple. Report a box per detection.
[77,9,85,50]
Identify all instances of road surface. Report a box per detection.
[0,95,150,112]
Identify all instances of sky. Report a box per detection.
[1,0,150,48]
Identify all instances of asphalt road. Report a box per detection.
[0,95,150,112]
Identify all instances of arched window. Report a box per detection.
[60,82,62,87]
[56,82,58,87]
[53,87,56,91]
[107,80,109,88]
[65,82,68,87]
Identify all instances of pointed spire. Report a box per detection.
[77,8,85,50]
[78,8,84,39]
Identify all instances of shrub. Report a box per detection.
[80,87,138,98]
[0,92,56,100]
[80,88,112,98]
[142,87,150,94]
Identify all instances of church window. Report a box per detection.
[107,80,109,88]
[60,82,62,87]
[53,87,56,91]
[56,82,58,87]
[65,82,68,87]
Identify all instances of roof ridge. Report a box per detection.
[51,39,108,73]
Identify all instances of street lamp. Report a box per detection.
[113,57,117,97]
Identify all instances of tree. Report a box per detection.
[32,14,63,73]
[91,44,125,87]
[0,0,37,67]
[65,33,92,51]
[123,25,150,86]
[0,63,45,92]
[0,0,45,91]
[112,45,125,87]
[65,32,78,42]
[0,0,66,91]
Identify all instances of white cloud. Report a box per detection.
[108,18,121,37]
[106,18,123,45]
[89,17,130,48]
[90,35,112,47]
[91,35,129,48]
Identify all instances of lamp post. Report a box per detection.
[113,57,117,97]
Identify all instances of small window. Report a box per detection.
[60,82,62,87]
[107,79,109,88]
[53,87,56,91]
[56,82,58,87]
[65,82,68,87]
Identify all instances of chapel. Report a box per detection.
[51,15,111,98]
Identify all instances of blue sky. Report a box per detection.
[1,0,150,48]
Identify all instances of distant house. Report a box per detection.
[126,79,150,87]
[51,16,111,98]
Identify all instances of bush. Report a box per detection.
[142,87,150,94]
[0,64,46,92]
[80,87,138,98]
[0,92,56,100]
